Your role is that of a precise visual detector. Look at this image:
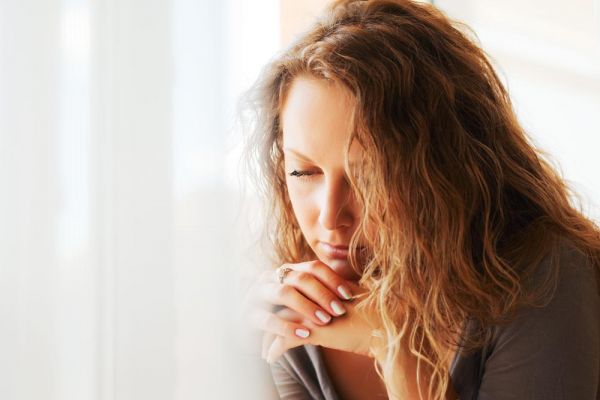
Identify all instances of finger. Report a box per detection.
[279,268,348,317]
[244,268,284,308]
[249,307,312,339]
[346,280,368,299]
[275,308,320,333]
[256,281,334,325]
[294,260,355,301]
[273,305,304,322]
[259,266,292,285]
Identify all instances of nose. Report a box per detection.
[317,176,355,231]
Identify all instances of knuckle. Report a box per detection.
[282,320,298,337]
[277,306,301,322]
[276,284,292,298]
[306,260,321,272]
[294,271,312,284]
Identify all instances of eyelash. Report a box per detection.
[288,170,316,180]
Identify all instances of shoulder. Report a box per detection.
[270,345,310,384]
[269,345,323,400]
[502,236,599,333]
[477,237,600,399]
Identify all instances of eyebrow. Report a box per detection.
[283,147,358,166]
[283,148,315,163]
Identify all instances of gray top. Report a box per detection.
[270,238,600,399]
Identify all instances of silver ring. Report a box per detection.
[276,265,293,284]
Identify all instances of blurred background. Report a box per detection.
[0,0,598,399]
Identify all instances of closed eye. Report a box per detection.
[288,170,316,180]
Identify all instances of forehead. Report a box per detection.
[280,76,361,164]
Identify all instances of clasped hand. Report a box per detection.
[245,260,383,363]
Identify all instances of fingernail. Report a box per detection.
[337,285,352,300]
[295,328,310,338]
[331,300,346,315]
[315,310,331,323]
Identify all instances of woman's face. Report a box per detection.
[281,76,364,281]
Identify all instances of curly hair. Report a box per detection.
[240,1,600,398]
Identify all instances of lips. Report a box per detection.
[320,242,349,259]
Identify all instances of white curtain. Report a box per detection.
[0,0,279,399]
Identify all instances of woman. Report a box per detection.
[241,0,600,399]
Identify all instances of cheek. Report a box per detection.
[286,182,319,231]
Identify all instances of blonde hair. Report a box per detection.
[240,1,600,398]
